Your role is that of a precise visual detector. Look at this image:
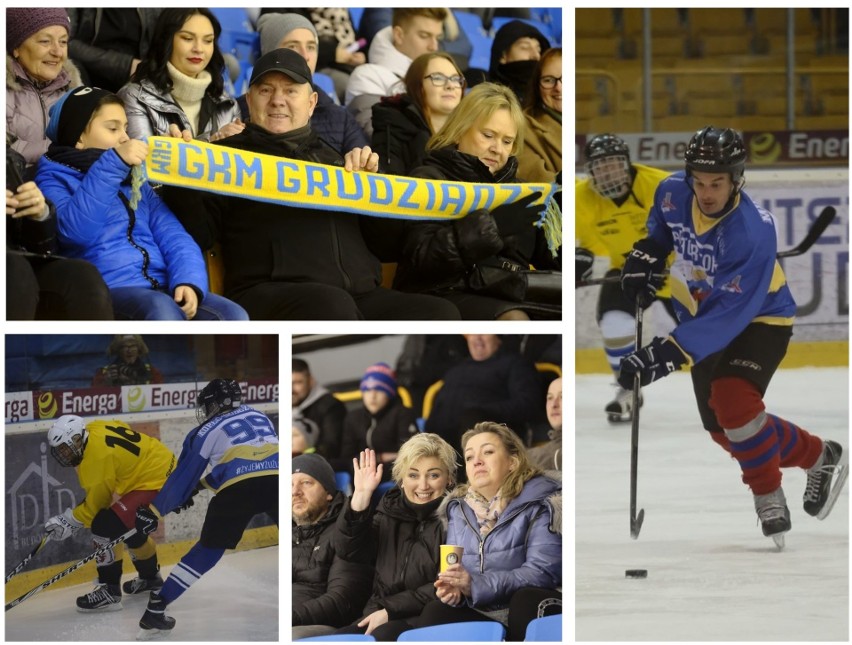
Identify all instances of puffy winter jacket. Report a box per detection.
[440,474,561,614]
[67,9,162,92]
[160,124,384,299]
[370,94,431,176]
[117,78,240,141]
[6,55,83,166]
[334,486,446,620]
[35,146,208,294]
[293,491,375,626]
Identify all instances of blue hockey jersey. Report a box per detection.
[151,405,279,517]
[646,172,796,364]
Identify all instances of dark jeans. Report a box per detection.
[7,253,113,320]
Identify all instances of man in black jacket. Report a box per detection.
[162,48,459,320]
[292,358,347,460]
[292,453,373,638]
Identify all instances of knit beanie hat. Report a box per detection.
[257,13,318,57]
[292,416,319,450]
[489,20,550,73]
[360,362,397,398]
[46,86,115,147]
[7,8,71,54]
[293,453,336,494]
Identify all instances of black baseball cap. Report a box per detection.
[250,47,312,86]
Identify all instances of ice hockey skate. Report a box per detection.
[605,385,642,423]
[76,582,122,612]
[123,572,164,595]
[754,487,791,549]
[804,440,849,520]
[136,592,176,641]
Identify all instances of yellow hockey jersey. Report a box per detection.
[576,164,672,291]
[71,420,176,526]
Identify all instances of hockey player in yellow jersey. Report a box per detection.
[575,133,676,422]
[44,415,176,612]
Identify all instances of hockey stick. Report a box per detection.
[629,302,645,540]
[776,205,836,258]
[5,528,136,611]
[5,534,50,583]
[578,205,838,287]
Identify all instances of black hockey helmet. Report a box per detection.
[583,133,631,164]
[684,126,746,184]
[196,378,242,424]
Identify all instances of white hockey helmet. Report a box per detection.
[47,415,88,467]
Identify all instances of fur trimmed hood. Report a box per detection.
[6,54,82,92]
[438,471,562,535]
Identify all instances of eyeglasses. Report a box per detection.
[539,76,562,89]
[424,73,465,88]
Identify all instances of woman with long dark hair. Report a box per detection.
[117,8,241,142]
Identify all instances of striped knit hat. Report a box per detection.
[359,362,397,398]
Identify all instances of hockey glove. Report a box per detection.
[135,505,159,536]
[617,337,687,389]
[575,247,595,286]
[490,192,543,237]
[44,508,83,541]
[174,484,202,514]
[621,237,668,308]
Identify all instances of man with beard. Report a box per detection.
[292,453,373,638]
[292,358,347,460]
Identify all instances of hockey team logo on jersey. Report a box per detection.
[720,275,744,294]
[661,192,676,213]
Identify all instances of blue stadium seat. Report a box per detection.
[349,8,365,32]
[524,614,562,641]
[313,72,338,101]
[209,8,253,33]
[335,471,353,495]
[219,30,260,66]
[297,635,375,642]
[398,621,505,642]
[371,480,394,507]
[454,11,491,71]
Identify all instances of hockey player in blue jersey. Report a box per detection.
[618,126,848,546]
[132,378,279,639]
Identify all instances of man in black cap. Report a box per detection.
[163,48,459,321]
[292,453,372,638]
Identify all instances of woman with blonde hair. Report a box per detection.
[393,82,560,320]
[371,51,465,176]
[406,421,562,640]
[333,434,458,641]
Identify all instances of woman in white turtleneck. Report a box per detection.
[117,9,242,142]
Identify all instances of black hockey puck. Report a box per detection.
[625,569,647,578]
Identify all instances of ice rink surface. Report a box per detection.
[5,545,278,642]
[576,368,849,641]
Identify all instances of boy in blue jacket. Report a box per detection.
[35,86,248,320]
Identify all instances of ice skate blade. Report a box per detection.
[817,458,849,521]
[607,413,632,424]
[76,602,122,613]
[136,627,172,641]
[771,533,786,550]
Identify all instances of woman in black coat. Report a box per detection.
[333,437,458,641]
[371,51,464,176]
[393,82,560,320]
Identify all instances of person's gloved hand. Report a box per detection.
[135,505,159,536]
[621,238,668,308]
[490,192,543,237]
[174,483,202,514]
[575,247,595,286]
[617,337,687,389]
[44,508,83,541]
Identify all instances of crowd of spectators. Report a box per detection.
[6,7,562,320]
[291,335,562,640]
